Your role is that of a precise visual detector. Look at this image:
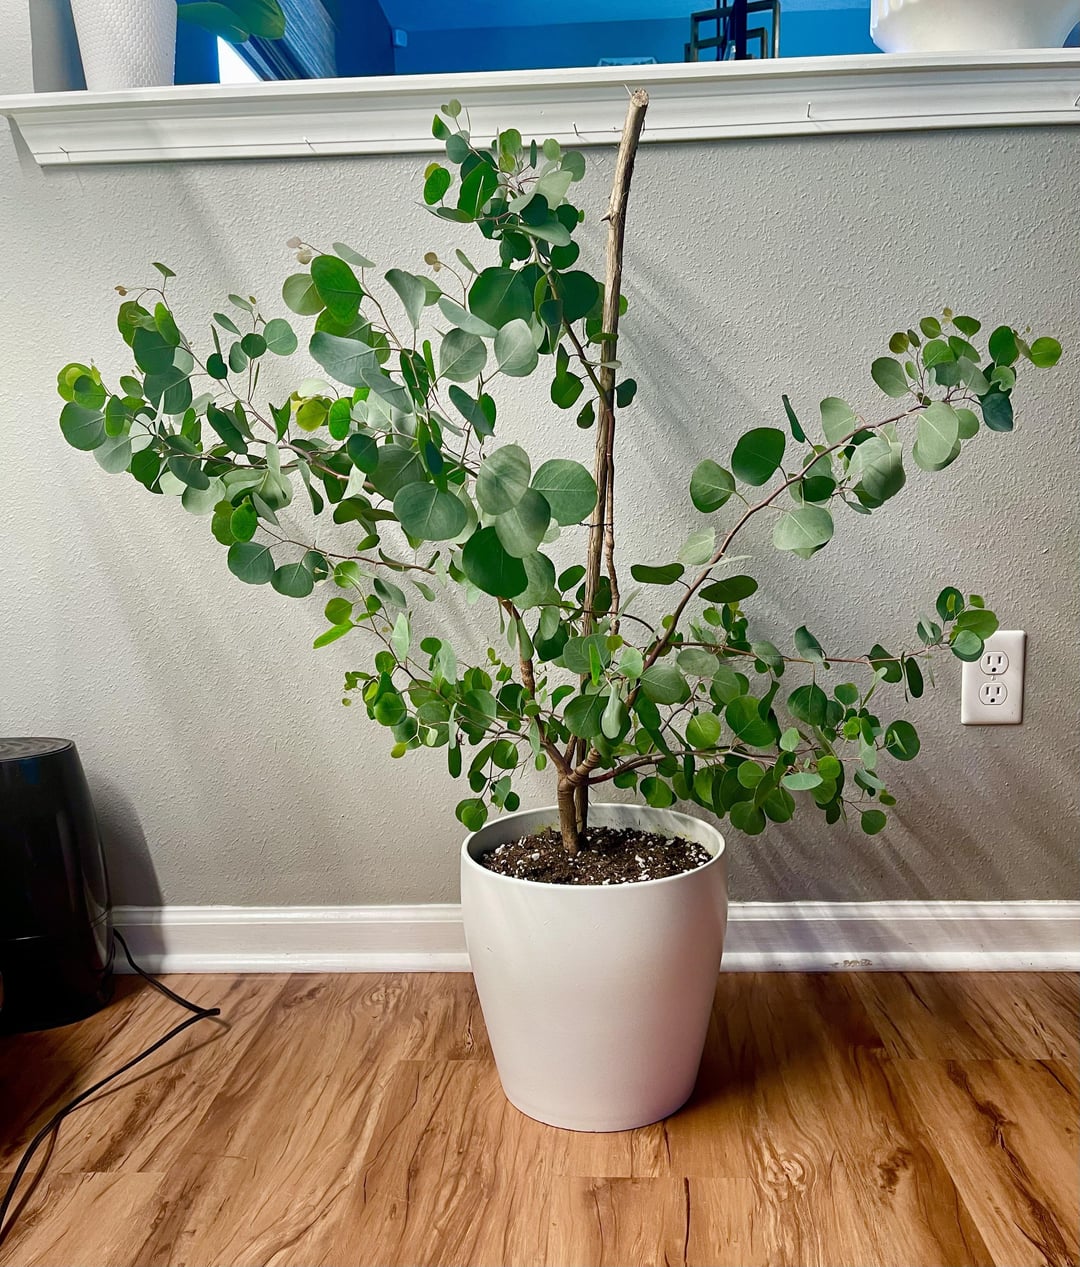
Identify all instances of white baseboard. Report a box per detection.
[114,901,1080,974]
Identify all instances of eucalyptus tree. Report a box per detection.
[58,93,1060,854]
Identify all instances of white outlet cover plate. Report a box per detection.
[961,629,1026,725]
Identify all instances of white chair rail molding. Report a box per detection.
[3,51,1080,165]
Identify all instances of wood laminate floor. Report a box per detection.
[0,972,1075,1267]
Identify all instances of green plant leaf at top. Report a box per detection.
[476,444,531,515]
[394,482,468,541]
[870,356,909,398]
[772,506,834,557]
[227,540,275,585]
[494,319,539,377]
[915,402,960,467]
[178,0,286,42]
[311,254,362,323]
[494,488,550,557]
[1028,337,1062,368]
[385,269,427,329]
[725,695,774,748]
[309,332,379,387]
[461,525,528,598]
[59,402,106,451]
[468,267,532,328]
[689,460,735,513]
[439,328,487,382]
[731,427,785,486]
[530,458,597,525]
[820,397,856,445]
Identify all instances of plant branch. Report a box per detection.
[582,88,649,640]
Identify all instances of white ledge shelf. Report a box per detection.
[3,51,1080,166]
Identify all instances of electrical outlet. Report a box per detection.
[961,630,1026,725]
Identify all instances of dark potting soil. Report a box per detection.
[478,824,711,886]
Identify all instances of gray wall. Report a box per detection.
[2,8,1077,906]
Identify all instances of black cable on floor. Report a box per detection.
[0,929,222,1245]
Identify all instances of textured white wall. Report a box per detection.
[1,14,1077,904]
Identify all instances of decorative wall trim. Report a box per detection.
[3,52,1080,167]
[115,900,1080,974]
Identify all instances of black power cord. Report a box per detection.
[0,929,222,1244]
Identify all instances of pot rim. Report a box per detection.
[461,800,726,894]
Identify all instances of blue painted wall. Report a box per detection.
[392,7,877,74]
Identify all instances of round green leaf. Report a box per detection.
[282,273,324,316]
[954,608,998,640]
[725,695,774,748]
[468,268,533,328]
[640,664,688,705]
[870,356,909,398]
[737,760,765,788]
[394,482,468,541]
[311,254,362,323]
[272,562,316,598]
[981,391,1014,433]
[461,525,528,598]
[699,574,757,604]
[494,488,550,557]
[555,271,600,322]
[494,319,538,378]
[820,397,856,445]
[631,563,684,586]
[530,458,598,525]
[59,402,106,451]
[731,427,785,486]
[686,712,722,750]
[227,540,274,585]
[883,719,920,761]
[564,691,608,739]
[950,630,984,661]
[309,332,378,388]
[772,507,834,556]
[439,328,487,382]
[346,433,379,474]
[93,433,132,474]
[861,809,887,835]
[782,770,824,791]
[915,402,960,466]
[263,318,297,356]
[1028,337,1061,368]
[476,444,531,514]
[787,684,829,727]
[424,164,452,205]
[988,326,1019,365]
[729,800,766,835]
[690,460,735,513]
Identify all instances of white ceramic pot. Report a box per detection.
[70,0,178,91]
[871,0,1079,52]
[460,802,727,1132]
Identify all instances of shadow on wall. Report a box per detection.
[93,780,163,909]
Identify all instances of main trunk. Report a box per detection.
[557,779,586,855]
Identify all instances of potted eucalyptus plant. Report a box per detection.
[70,0,285,92]
[57,92,1060,1131]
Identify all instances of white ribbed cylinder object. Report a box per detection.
[70,0,178,91]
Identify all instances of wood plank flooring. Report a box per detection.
[0,972,1075,1267]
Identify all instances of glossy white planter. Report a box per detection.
[461,803,727,1132]
[871,0,1079,52]
[71,0,177,91]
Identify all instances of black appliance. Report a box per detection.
[0,738,113,1033]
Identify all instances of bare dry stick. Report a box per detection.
[582,88,650,637]
[564,88,650,846]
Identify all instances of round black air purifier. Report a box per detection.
[0,738,114,1032]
